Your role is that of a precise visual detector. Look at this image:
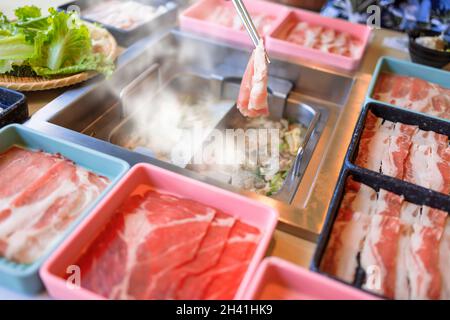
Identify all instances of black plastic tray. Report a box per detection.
[0,87,28,128]
[346,102,450,192]
[311,165,450,299]
[58,0,178,47]
[310,102,450,299]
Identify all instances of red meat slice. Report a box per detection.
[148,212,235,299]
[176,220,261,300]
[202,220,261,300]
[409,78,430,101]
[78,195,143,299]
[76,190,216,300]
[391,75,412,99]
[127,191,216,300]
[409,223,444,299]
[373,73,394,97]
[361,213,401,299]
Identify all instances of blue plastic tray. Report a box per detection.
[366,56,450,122]
[0,124,129,294]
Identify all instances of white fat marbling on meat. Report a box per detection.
[351,184,377,215]
[248,40,268,111]
[109,203,215,299]
[395,226,411,300]
[408,224,432,300]
[360,214,387,296]
[407,143,444,191]
[365,123,393,173]
[2,166,103,263]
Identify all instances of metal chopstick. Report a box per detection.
[231,0,270,63]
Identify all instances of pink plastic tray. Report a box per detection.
[179,0,290,46]
[239,257,378,300]
[266,9,372,71]
[40,163,278,300]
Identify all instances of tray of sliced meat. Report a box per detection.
[347,102,450,196]
[311,166,450,300]
[58,0,178,47]
[265,9,371,71]
[367,57,450,121]
[0,124,129,294]
[179,0,290,47]
[0,88,28,128]
[239,257,377,300]
[40,163,278,300]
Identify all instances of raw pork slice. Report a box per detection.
[0,146,59,218]
[356,114,393,173]
[404,137,450,194]
[176,220,261,300]
[237,40,269,118]
[356,111,450,194]
[360,190,403,298]
[321,176,449,300]
[208,7,275,36]
[320,178,375,283]
[285,21,362,58]
[373,73,450,120]
[0,146,109,264]
[0,158,108,263]
[395,204,447,300]
[395,202,421,299]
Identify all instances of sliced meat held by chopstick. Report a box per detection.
[237,40,269,118]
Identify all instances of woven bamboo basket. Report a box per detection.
[0,24,118,91]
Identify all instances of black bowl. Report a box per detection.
[408,29,450,69]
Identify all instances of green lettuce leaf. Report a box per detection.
[0,34,35,60]
[0,6,114,78]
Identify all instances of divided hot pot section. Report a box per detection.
[311,102,450,300]
[29,30,353,218]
